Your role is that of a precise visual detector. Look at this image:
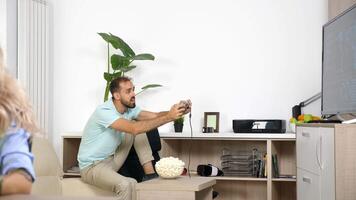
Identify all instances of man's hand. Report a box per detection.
[168,104,185,120]
[179,100,192,115]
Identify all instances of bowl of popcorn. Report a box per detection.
[155,157,185,179]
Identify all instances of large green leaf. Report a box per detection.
[109,33,135,57]
[121,66,136,72]
[98,32,136,57]
[141,84,162,90]
[136,84,163,96]
[112,71,123,79]
[111,54,130,70]
[103,72,112,82]
[98,32,111,43]
[133,54,155,61]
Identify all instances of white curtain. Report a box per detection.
[18,0,49,136]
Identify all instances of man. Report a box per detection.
[78,76,191,200]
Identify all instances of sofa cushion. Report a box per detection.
[61,178,115,197]
[32,176,62,195]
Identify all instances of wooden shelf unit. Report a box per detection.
[61,132,296,199]
[160,132,296,200]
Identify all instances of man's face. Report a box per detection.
[115,81,136,108]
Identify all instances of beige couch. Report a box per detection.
[31,137,116,197]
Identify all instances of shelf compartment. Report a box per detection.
[214,181,267,200]
[162,139,267,173]
[62,137,81,176]
[271,140,296,179]
[272,181,296,200]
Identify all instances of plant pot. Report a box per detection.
[174,123,183,132]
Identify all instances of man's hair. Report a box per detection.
[109,76,132,95]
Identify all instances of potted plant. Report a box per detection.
[174,117,184,133]
[98,32,162,101]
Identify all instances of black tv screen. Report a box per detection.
[322,4,356,115]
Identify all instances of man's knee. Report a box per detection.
[114,178,137,194]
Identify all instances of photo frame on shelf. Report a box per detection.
[204,112,220,133]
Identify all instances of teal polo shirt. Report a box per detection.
[77,99,141,170]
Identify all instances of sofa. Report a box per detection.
[31,136,115,197]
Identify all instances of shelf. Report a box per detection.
[61,131,296,140]
[63,172,80,177]
[272,178,296,182]
[215,176,267,181]
[160,132,296,140]
[185,173,267,182]
[61,132,82,138]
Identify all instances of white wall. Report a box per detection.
[6,0,17,77]
[50,0,328,153]
[0,0,6,50]
[0,0,18,77]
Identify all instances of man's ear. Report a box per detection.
[113,92,120,100]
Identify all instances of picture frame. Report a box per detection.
[204,112,220,133]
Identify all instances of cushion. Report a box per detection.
[61,178,115,196]
[32,176,62,195]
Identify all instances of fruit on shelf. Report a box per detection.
[290,114,322,125]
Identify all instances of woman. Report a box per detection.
[0,48,37,195]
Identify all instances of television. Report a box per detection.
[322,3,356,116]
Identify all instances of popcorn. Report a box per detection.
[155,157,185,178]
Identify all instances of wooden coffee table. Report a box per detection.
[136,176,216,200]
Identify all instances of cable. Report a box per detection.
[187,111,193,178]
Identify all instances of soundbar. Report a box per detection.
[233,119,286,133]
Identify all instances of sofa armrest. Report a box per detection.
[32,137,63,178]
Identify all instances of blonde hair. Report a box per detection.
[0,48,38,135]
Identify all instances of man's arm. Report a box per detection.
[137,100,191,121]
[110,104,184,135]
[137,111,168,121]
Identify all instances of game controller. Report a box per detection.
[179,100,191,110]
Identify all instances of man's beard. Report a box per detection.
[121,98,136,109]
